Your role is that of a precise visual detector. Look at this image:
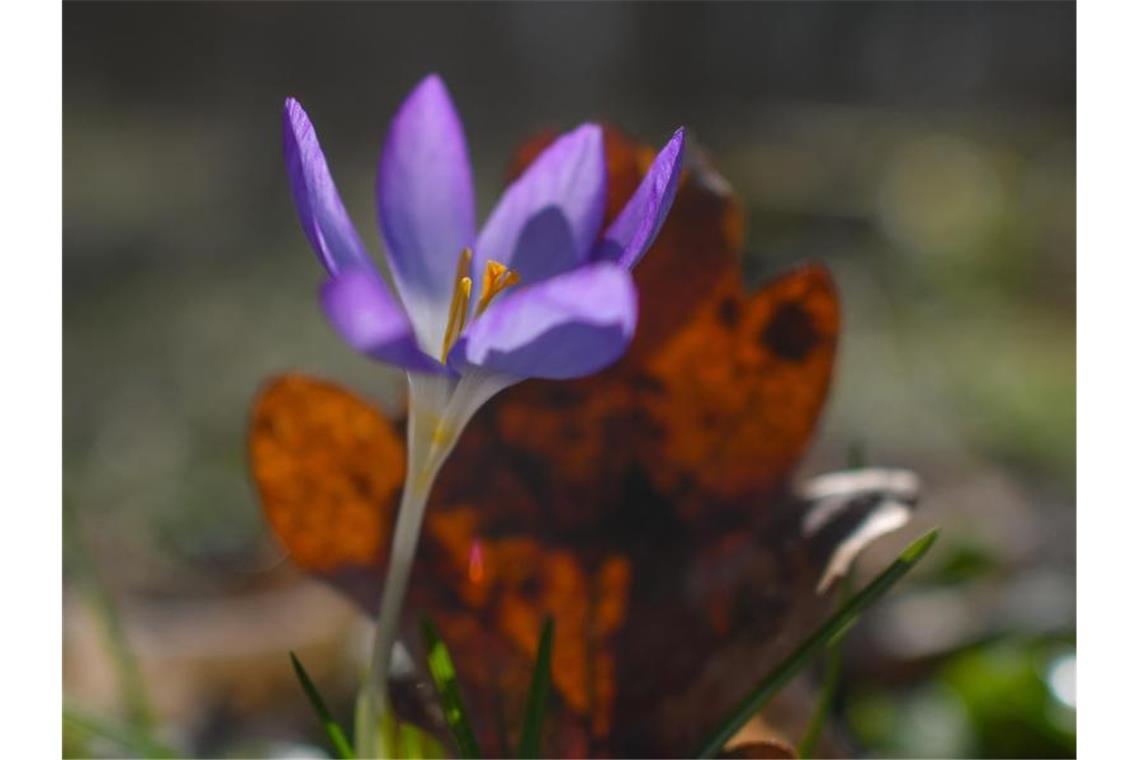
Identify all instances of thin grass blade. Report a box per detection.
[373,706,450,760]
[63,706,180,758]
[796,627,845,758]
[797,572,856,759]
[398,718,450,759]
[692,529,939,759]
[421,618,482,758]
[516,617,554,758]
[290,651,355,759]
[65,501,155,736]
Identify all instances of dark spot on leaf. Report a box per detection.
[564,424,584,443]
[717,297,740,327]
[534,382,579,408]
[349,471,373,497]
[630,373,665,395]
[639,418,667,441]
[519,575,542,599]
[761,301,818,362]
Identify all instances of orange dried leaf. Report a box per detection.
[249,125,841,756]
[250,375,402,576]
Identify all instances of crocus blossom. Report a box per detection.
[284,74,684,386]
[281,74,684,754]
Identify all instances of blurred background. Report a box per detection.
[63,2,1074,758]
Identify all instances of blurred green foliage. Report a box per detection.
[848,638,1075,758]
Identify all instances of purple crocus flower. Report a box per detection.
[283,74,684,387]
[281,74,684,748]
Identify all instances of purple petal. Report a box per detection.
[377,74,476,348]
[453,261,636,380]
[594,127,686,269]
[474,124,605,289]
[320,269,442,373]
[283,98,373,275]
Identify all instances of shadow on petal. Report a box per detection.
[475,321,631,380]
[510,206,580,285]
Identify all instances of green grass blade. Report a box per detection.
[797,572,856,759]
[796,628,845,758]
[398,718,450,759]
[372,706,449,760]
[692,529,939,759]
[290,652,355,759]
[63,706,180,758]
[421,619,483,758]
[65,500,155,737]
[516,617,555,758]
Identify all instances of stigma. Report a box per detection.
[476,260,520,316]
[440,248,519,363]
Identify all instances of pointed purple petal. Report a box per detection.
[320,270,443,373]
[594,128,686,269]
[474,124,605,289]
[453,261,636,380]
[378,74,476,348]
[282,98,372,276]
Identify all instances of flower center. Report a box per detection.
[440,247,519,363]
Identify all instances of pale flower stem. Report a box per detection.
[361,462,431,719]
[356,486,427,757]
[355,369,516,757]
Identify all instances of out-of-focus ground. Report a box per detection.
[63,3,1074,758]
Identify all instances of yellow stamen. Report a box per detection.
[438,250,520,362]
[440,248,473,362]
[475,259,521,316]
[452,247,473,291]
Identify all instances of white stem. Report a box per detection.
[355,370,516,757]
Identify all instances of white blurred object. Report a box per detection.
[1048,652,1076,709]
[800,468,920,593]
